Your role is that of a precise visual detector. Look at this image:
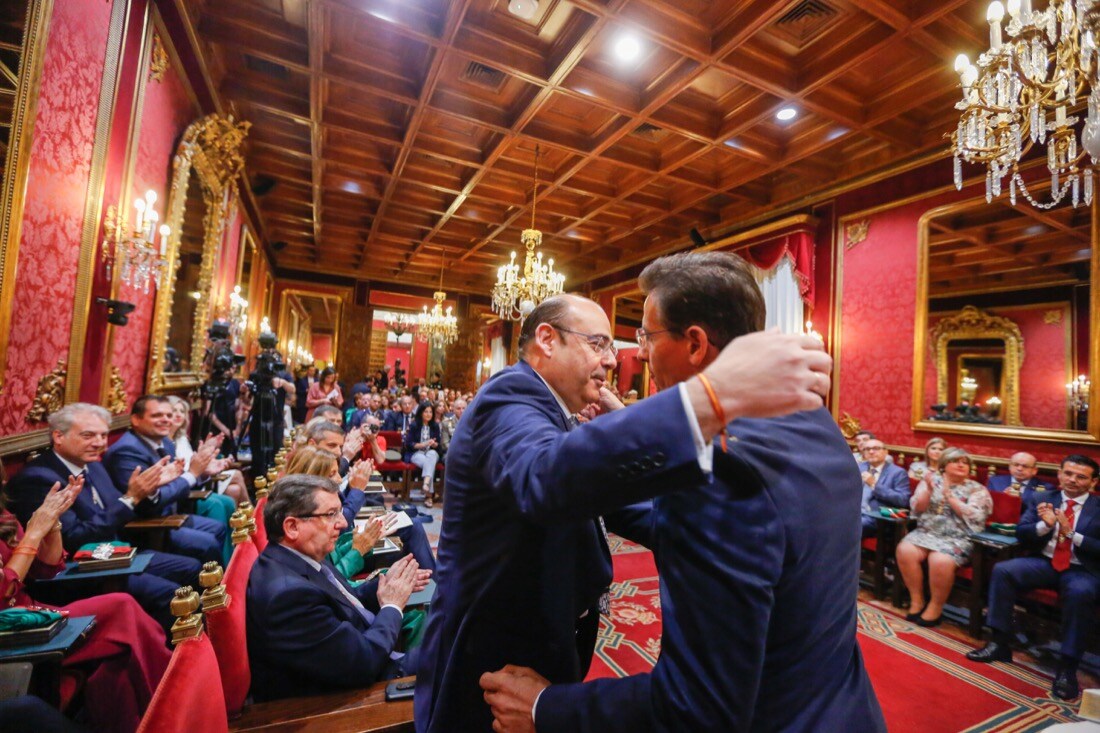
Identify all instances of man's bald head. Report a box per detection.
[1007,452,1038,482]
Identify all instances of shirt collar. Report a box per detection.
[133,430,162,453]
[53,450,86,476]
[1063,491,1089,507]
[527,363,572,421]
[280,543,322,571]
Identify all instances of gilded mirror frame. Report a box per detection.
[0,0,53,394]
[912,198,1100,444]
[147,113,249,393]
[930,306,1023,425]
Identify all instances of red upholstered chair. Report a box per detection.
[989,491,1023,525]
[377,430,414,498]
[137,598,229,733]
[252,495,268,552]
[204,541,260,717]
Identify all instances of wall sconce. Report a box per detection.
[102,189,170,292]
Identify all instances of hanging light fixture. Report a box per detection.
[101,189,171,291]
[492,145,565,320]
[418,255,459,347]
[384,312,416,337]
[951,0,1100,208]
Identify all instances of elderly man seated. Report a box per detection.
[858,439,910,537]
[987,451,1053,507]
[246,474,431,701]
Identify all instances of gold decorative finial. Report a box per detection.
[169,586,203,644]
[199,562,227,611]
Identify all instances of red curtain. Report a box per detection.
[734,228,816,305]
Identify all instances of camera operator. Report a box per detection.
[200,321,246,457]
[244,333,293,476]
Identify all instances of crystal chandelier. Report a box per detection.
[951,0,1100,208]
[102,189,171,291]
[418,257,458,347]
[492,145,565,320]
[384,312,416,337]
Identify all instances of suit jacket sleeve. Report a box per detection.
[262,582,402,687]
[603,502,654,548]
[1016,501,1046,547]
[106,441,190,511]
[340,488,367,530]
[9,469,135,552]
[872,466,910,509]
[536,480,785,733]
[480,384,706,522]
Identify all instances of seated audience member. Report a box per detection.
[165,395,247,505]
[306,367,343,422]
[303,419,365,478]
[289,443,436,570]
[347,392,371,429]
[5,403,202,627]
[404,402,441,508]
[246,474,430,702]
[967,454,1100,700]
[852,430,874,460]
[346,373,372,412]
[440,398,466,456]
[384,395,415,434]
[896,448,992,627]
[0,480,171,732]
[858,440,910,537]
[988,452,1053,504]
[104,396,230,564]
[908,437,947,481]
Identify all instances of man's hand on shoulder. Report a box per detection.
[480,665,550,733]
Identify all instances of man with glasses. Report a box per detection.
[414,287,836,733]
[245,473,431,702]
[476,253,884,733]
[858,439,911,538]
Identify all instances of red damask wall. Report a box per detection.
[834,179,1089,465]
[110,48,197,405]
[0,0,112,436]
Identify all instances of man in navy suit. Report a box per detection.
[968,454,1100,700]
[383,396,414,434]
[104,395,228,564]
[246,474,430,701]
[987,452,1053,511]
[479,254,883,733]
[858,439,911,536]
[5,403,202,628]
[414,284,835,733]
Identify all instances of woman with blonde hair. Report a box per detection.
[166,395,247,505]
[908,437,947,481]
[896,447,992,627]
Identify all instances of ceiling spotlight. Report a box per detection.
[508,0,538,20]
[614,34,642,62]
[776,107,798,122]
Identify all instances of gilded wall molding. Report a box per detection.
[844,219,870,249]
[148,31,167,83]
[148,113,249,394]
[0,0,54,394]
[838,412,863,440]
[107,364,128,415]
[25,358,66,424]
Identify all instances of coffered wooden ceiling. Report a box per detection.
[184,0,988,295]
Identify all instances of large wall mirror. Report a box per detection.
[611,291,650,400]
[913,195,1098,443]
[0,0,51,393]
[278,288,345,372]
[147,113,249,393]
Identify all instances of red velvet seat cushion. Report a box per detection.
[861,538,877,552]
[137,633,228,733]
[206,540,259,716]
[252,496,268,552]
[989,492,1023,525]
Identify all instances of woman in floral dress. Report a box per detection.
[896,447,992,627]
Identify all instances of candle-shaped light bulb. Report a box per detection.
[158,224,170,254]
[954,53,970,75]
[961,64,979,89]
[134,198,146,213]
[987,1,1004,50]
[145,189,157,206]
[1006,0,1020,18]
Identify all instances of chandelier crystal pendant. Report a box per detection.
[418,256,459,347]
[102,189,171,291]
[951,0,1100,209]
[492,145,565,321]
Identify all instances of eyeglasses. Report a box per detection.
[864,446,886,452]
[555,328,617,357]
[635,327,676,349]
[294,509,342,524]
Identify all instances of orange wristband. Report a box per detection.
[696,373,729,453]
[11,545,39,557]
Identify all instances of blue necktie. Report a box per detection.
[318,563,375,625]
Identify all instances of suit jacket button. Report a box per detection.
[640,457,655,471]
[653,452,666,466]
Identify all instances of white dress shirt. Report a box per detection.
[1036,491,1088,563]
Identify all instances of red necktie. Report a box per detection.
[1052,500,1078,572]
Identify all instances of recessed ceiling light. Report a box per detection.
[614,35,642,62]
[776,107,798,122]
[508,0,538,21]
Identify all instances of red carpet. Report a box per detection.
[588,539,1081,732]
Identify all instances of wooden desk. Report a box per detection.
[32,552,153,597]
[0,616,95,707]
[230,678,414,733]
[967,530,1020,638]
[121,515,188,552]
[179,489,214,514]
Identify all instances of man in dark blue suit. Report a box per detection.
[5,403,202,628]
[479,254,883,733]
[415,284,836,733]
[858,439,911,536]
[987,452,1053,512]
[246,474,430,701]
[967,454,1100,700]
[383,396,414,434]
[104,395,228,564]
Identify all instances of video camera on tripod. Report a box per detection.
[202,321,246,400]
[246,332,286,392]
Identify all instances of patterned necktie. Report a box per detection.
[81,469,104,509]
[1052,500,1078,572]
[318,563,376,625]
[869,467,879,485]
